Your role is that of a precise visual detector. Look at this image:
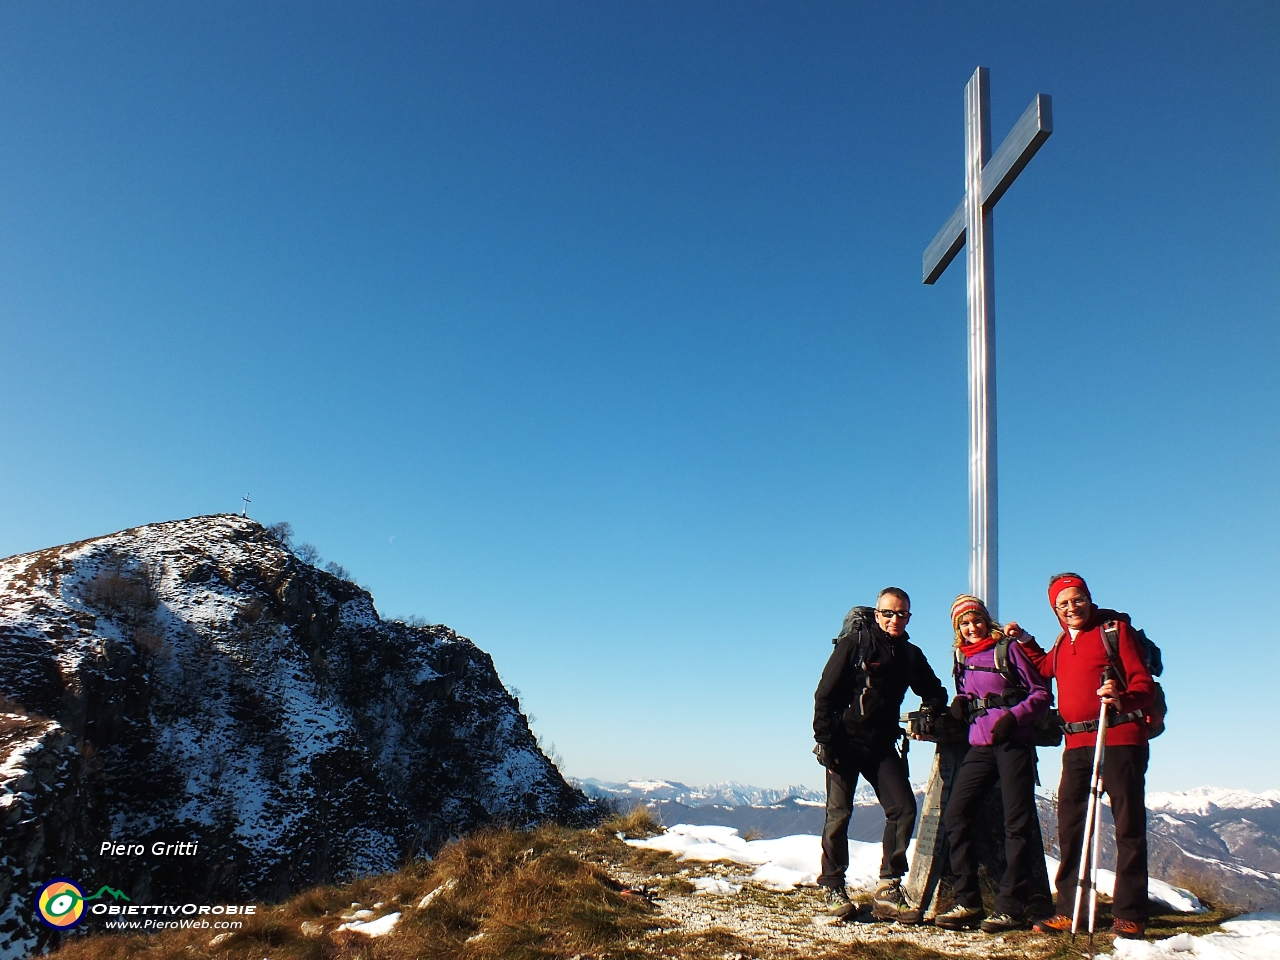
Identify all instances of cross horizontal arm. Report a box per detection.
[923,203,966,285]
[982,93,1053,210]
[922,93,1053,284]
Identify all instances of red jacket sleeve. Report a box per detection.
[1112,620,1155,714]
[1017,635,1053,677]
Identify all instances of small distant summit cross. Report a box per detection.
[241,494,251,517]
[923,66,1053,618]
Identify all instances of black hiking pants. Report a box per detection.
[1054,744,1149,922]
[943,741,1039,916]
[818,740,915,888]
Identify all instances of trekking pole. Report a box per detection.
[1086,669,1114,955]
[1071,675,1111,937]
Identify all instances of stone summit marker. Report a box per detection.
[906,66,1055,920]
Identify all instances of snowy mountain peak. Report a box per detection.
[0,515,591,959]
[1146,787,1280,816]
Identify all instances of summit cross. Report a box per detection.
[923,66,1052,618]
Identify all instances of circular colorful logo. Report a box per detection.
[37,879,87,929]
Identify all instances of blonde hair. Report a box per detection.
[950,595,1005,648]
[953,616,1004,648]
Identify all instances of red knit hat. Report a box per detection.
[1048,574,1090,609]
[950,594,990,631]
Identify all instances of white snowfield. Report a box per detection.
[1112,914,1280,960]
[626,823,1202,912]
[627,825,1280,957]
[628,824,882,892]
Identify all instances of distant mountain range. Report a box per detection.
[576,778,826,807]
[1143,787,1280,911]
[579,777,1280,912]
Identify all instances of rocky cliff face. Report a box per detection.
[0,515,592,958]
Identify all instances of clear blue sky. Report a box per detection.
[1,3,1276,794]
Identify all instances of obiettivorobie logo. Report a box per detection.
[36,878,258,933]
[36,879,131,930]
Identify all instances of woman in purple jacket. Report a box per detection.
[935,595,1051,932]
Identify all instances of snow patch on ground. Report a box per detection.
[1042,855,1203,914]
[629,824,1205,914]
[1112,913,1280,959]
[338,911,401,937]
[627,824,908,893]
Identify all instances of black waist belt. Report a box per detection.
[965,691,1024,721]
[1062,710,1144,735]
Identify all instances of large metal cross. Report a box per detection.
[923,67,1052,617]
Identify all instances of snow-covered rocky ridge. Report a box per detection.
[0,515,592,959]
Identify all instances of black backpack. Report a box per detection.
[832,606,886,724]
[954,637,1064,747]
[1100,616,1167,738]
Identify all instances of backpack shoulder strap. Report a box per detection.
[1102,620,1129,686]
[993,637,1010,679]
[1050,631,1068,677]
[844,625,876,692]
[994,637,1026,689]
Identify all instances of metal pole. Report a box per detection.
[964,67,998,617]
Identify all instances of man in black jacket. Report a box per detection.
[813,587,947,921]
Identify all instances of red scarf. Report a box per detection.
[961,635,999,657]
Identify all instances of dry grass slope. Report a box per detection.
[42,820,1233,960]
[602,806,663,840]
[46,825,660,960]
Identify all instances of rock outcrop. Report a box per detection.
[0,515,592,958]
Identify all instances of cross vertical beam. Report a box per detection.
[965,67,997,616]
[923,68,1052,619]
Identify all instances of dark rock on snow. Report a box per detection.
[0,515,592,958]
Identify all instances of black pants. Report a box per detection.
[1055,744,1149,922]
[819,741,916,888]
[943,741,1039,916]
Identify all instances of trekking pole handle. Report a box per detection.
[1098,666,1120,707]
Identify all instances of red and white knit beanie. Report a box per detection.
[950,594,990,631]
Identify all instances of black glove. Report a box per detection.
[949,695,970,722]
[990,712,1017,744]
[813,743,836,768]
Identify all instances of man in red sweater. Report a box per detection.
[1018,573,1154,939]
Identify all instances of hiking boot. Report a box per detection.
[871,879,922,924]
[1111,918,1146,939]
[822,885,856,920]
[980,913,1022,933]
[1031,914,1073,934]
[934,903,985,930]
